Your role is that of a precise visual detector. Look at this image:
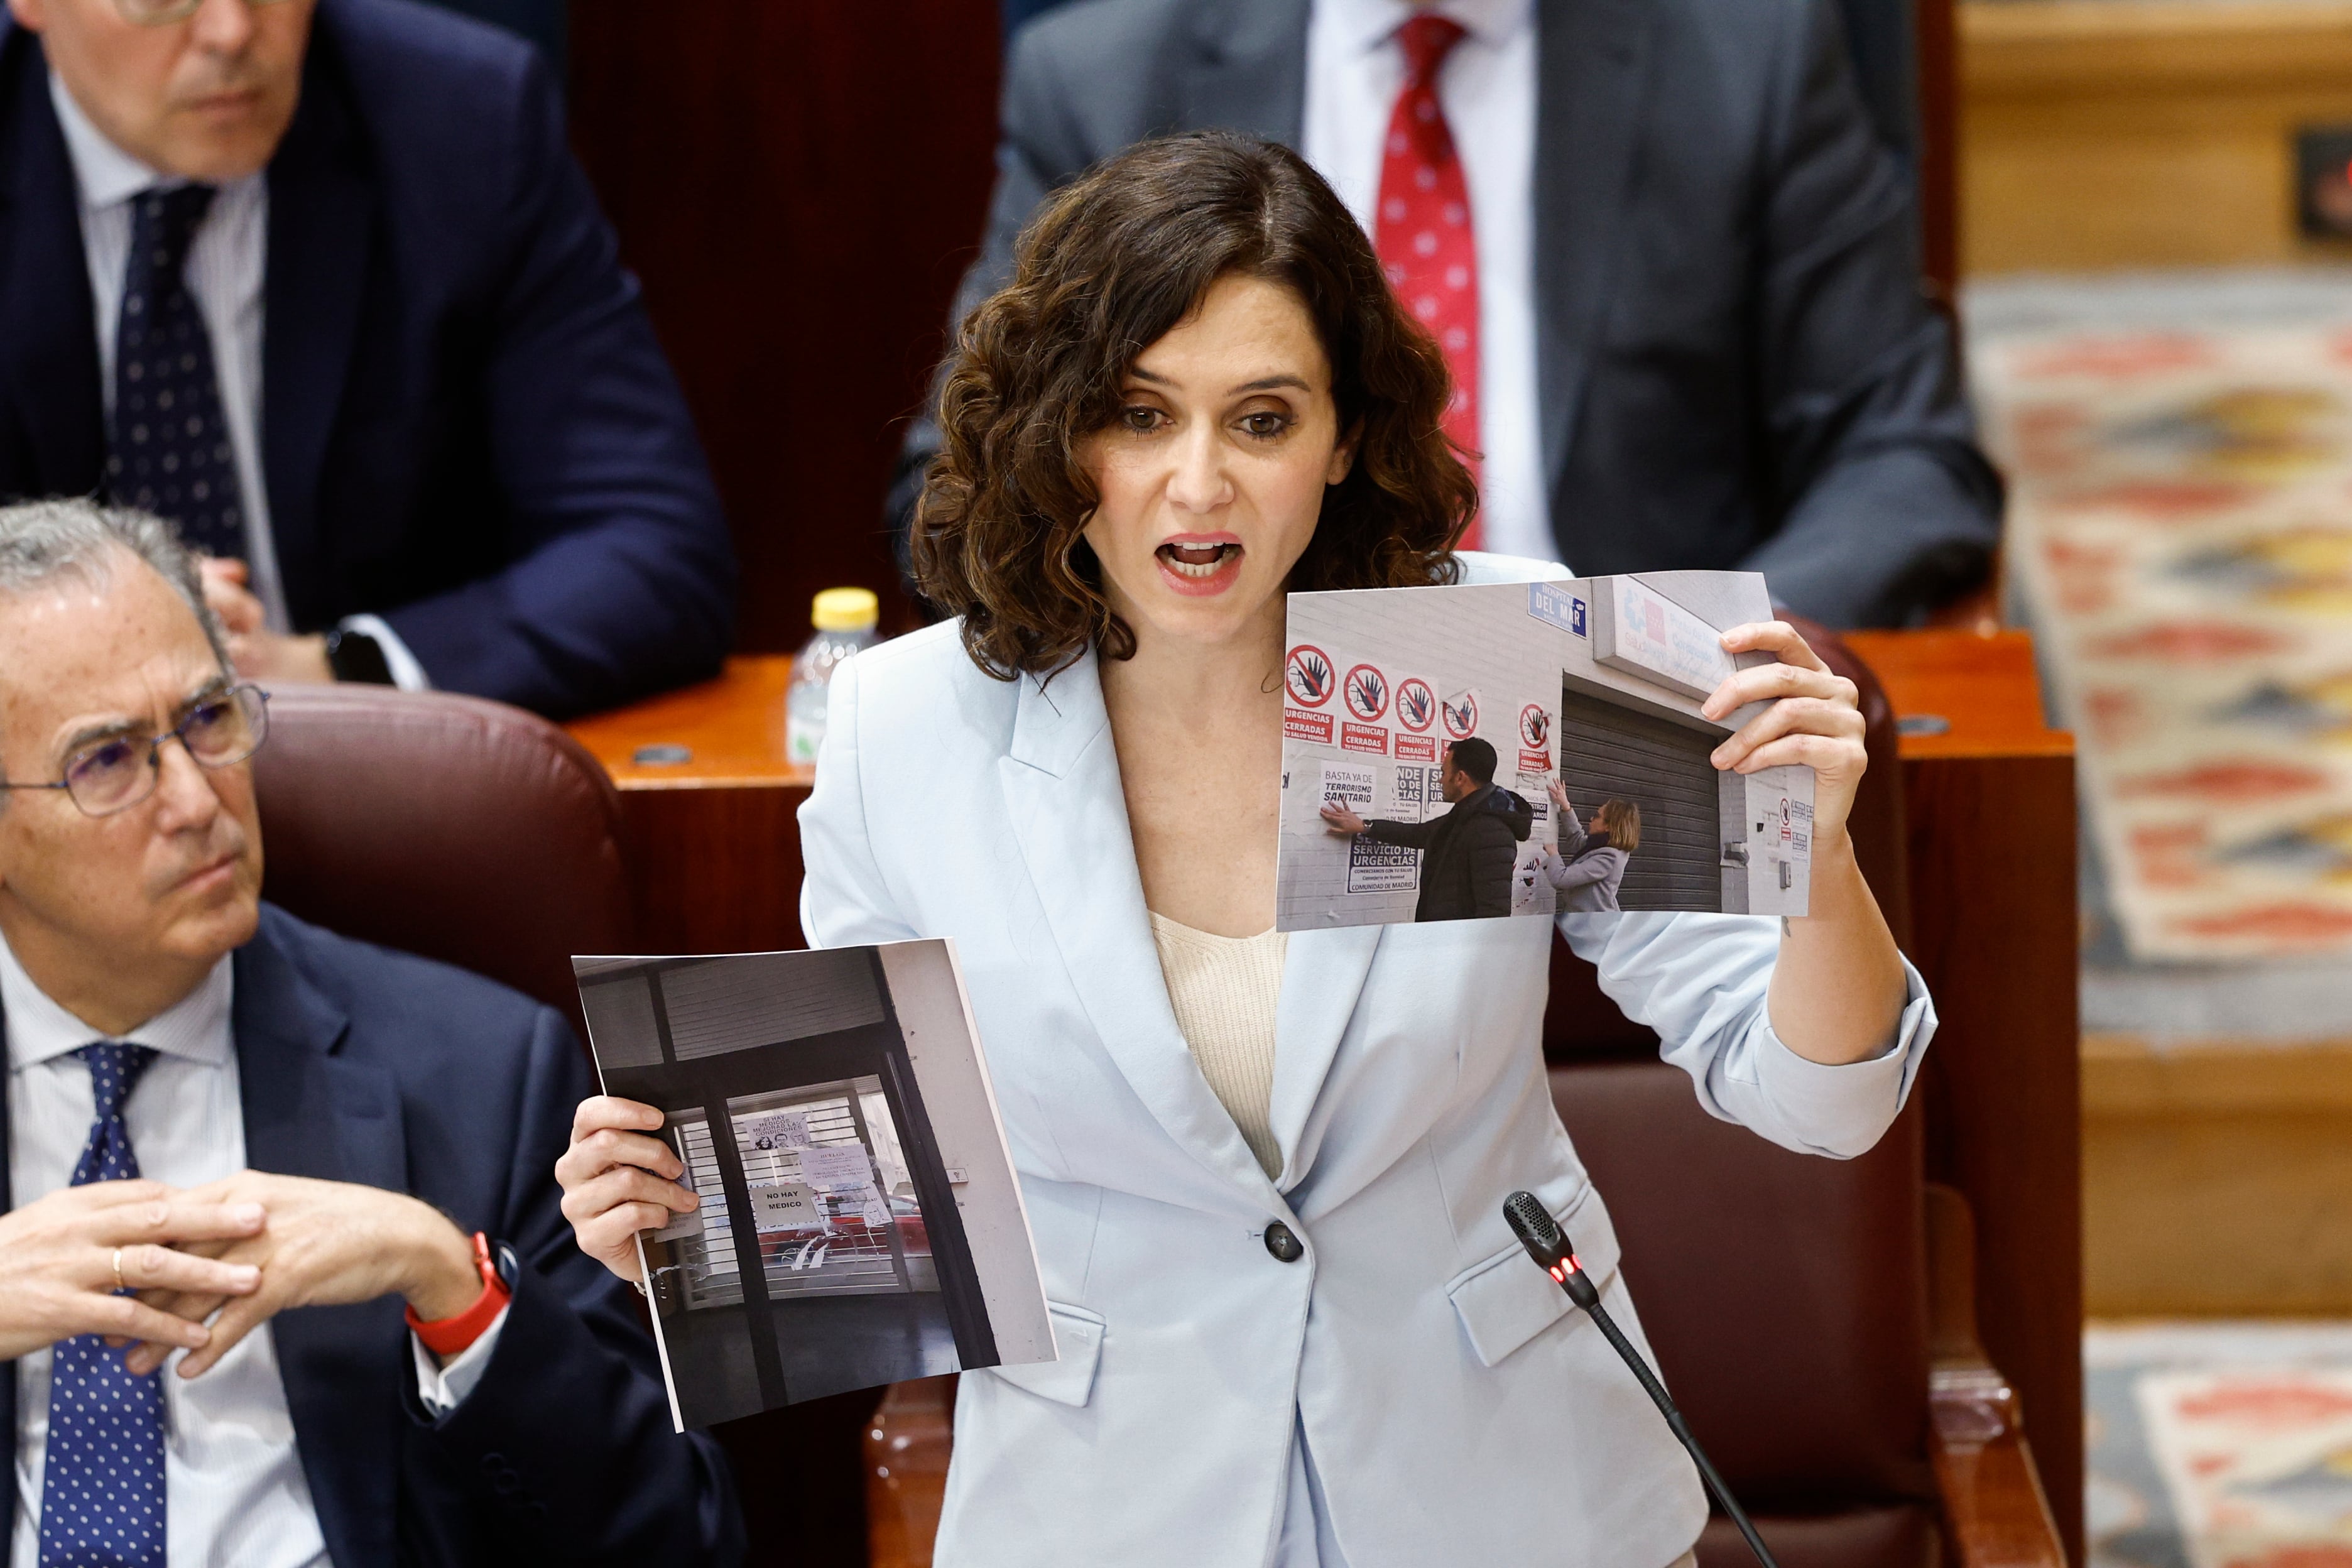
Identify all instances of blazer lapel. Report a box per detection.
[233,918,406,1568]
[1533,0,1653,507]
[1177,0,1311,146]
[0,27,105,498]
[995,656,1274,1193]
[1265,923,1381,1190]
[261,48,372,629]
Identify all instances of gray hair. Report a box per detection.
[0,497,232,672]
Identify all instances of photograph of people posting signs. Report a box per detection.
[1288,571,1816,928]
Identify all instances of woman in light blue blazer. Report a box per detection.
[557,134,1933,1568]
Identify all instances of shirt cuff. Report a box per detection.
[411,1302,509,1417]
[1746,956,1936,1157]
[338,613,433,692]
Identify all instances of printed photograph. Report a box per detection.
[574,942,1054,1430]
[1277,572,1815,930]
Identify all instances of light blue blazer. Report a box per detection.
[797,557,1937,1568]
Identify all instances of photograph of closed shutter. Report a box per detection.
[1555,684,1724,911]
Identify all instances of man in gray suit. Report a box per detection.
[891,0,2002,628]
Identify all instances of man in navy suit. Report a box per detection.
[0,498,743,1565]
[0,0,734,719]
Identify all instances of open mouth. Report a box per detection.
[1160,542,1236,578]
[1155,538,1243,594]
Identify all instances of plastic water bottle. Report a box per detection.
[786,587,880,768]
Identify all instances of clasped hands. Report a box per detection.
[0,1172,482,1380]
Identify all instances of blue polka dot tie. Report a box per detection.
[106,185,246,561]
[38,1043,165,1568]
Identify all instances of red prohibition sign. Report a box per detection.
[1343,664,1390,722]
[1285,645,1335,707]
[1395,678,1437,732]
[1519,704,1550,749]
[1441,690,1479,741]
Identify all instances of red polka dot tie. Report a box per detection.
[1376,13,1481,547]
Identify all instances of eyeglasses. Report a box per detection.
[0,684,270,819]
[114,0,298,28]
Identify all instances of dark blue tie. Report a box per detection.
[106,185,246,560]
[38,1043,165,1568]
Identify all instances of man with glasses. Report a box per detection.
[0,0,735,720]
[0,499,743,1566]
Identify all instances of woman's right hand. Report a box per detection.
[1546,779,1569,813]
[556,1097,700,1282]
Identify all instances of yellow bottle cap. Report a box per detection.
[812,587,879,633]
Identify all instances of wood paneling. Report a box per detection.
[2084,1036,2352,1315]
[1849,629,2084,1568]
[1961,0,2352,272]
[567,1,1001,653]
[1903,751,2083,1567]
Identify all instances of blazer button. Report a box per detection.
[1263,1221,1304,1263]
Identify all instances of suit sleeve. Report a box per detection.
[1362,817,1440,850]
[402,1008,744,1566]
[886,20,1089,569]
[798,654,927,948]
[1556,805,1589,861]
[1559,911,1935,1158]
[376,52,737,718]
[1733,0,2001,628]
[1544,852,1611,894]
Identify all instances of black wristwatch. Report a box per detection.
[324,626,396,685]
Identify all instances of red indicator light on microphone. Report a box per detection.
[1548,1263,1565,1282]
[1567,1253,1583,1276]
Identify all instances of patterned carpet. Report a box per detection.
[1967,271,2352,1037]
[2089,1322,2352,1568]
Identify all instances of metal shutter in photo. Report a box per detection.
[1554,685,1724,912]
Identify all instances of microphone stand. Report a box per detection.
[1503,1192,1780,1568]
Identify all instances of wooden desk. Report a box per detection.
[1848,629,2082,1567]
[569,632,2086,1567]
[568,657,814,954]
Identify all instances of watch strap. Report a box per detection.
[405,1231,512,1357]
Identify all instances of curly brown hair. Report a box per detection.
[911,131,1477,678]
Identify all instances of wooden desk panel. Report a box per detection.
[569,631,2086,1567]
[1849,628,2084,1567]
[569,658,812,955]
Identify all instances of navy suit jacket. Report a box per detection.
[0,905,746,1567]
[892,0,2004,628]
[0,0,736,719]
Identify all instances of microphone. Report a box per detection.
[1501,1192,1781,1568]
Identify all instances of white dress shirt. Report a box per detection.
[48,72,432,693]
[1302,0,1552,564]
[4,933,500,1568]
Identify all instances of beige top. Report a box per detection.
[1148,913,1289,1179]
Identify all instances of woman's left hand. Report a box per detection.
[1699,622,1866,849]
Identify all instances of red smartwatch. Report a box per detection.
[405,1231,511,1358]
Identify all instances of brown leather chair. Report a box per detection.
[862,626,2061,1568]
[248,685,635,1037]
